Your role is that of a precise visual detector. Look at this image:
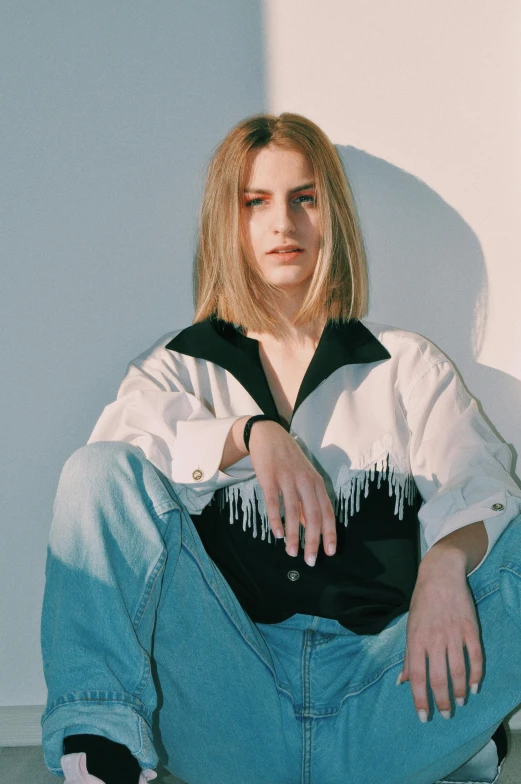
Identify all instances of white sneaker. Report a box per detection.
[60,752,157,783]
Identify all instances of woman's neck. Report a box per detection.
[245,316,327,353]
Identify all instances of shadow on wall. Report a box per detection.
[336,145,521,484]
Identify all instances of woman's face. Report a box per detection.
[241,145,322,292]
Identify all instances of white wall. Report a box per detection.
[263,0,521,456]
[1,0,265,707]
[2,0,520,723]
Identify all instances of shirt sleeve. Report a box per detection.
[406,359,521,576]
[86,357,255,515]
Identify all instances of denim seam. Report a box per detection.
[302,631,313,780]
[132,549,168,698]
[500,562,521,577]
[42,692,154,728]
[313,634,337,646]
[339,656,405,705]
[146,499,179,519]
[133,651,151,703]
[153,508,184,604]
[473,582,500,604]
[180,540,249,631]
[132,548,167,632]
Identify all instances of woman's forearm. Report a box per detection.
[418,521,488,578]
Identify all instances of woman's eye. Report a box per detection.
[244,195,315,207]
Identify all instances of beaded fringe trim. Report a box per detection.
[217,452,417,548]
[335,452,417,525]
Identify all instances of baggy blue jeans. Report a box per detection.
[40,441,521,784]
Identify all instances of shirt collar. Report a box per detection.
[165,316,391,427]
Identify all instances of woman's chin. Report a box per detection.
[266,271,313,288]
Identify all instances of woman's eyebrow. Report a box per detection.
[243,182,315,194]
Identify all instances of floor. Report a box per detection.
[2,734,521,783]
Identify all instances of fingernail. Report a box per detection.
[441,710,451,720]
[306,554,316,567]
[470,683,479,694]
[455,697,465,707]
[396,672,403,686]
[417,709,428,723]
[327,544,336,555]
[274,529,284,538]
[288,546,298,557]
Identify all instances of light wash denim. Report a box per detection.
[41,441,521,784]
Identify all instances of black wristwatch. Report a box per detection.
[243,415,277,452]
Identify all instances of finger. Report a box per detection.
[297,480,323,566]
[447,642,468,708]
[407,642,429,722]
[427,645,452,719]
[262,483,285,539]
[280,482,303,557]
[465,630,484,696]
[314,482,337,555]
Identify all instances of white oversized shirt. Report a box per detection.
[87,316,521,632]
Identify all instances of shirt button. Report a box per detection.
[287,570,300,581]
[192,469,204,481]
[491,502,505,511]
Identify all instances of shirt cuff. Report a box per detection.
[421,491,521,576]
[169,416,255,506]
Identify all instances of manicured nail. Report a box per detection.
[470,683,479,694]
[274,529,284,538]
[396,672,403,686]
[455,697,465,707]
[327,544,336,555]
[306,554,316,567]
[417,709,428,723]
[288,546,298,557]
[441,710,451,720]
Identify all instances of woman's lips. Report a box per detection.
[269,250,303,260]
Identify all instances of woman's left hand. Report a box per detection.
[397,556,483,722]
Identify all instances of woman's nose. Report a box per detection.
[270,201,296,233]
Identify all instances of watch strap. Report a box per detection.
[243,415,276,452]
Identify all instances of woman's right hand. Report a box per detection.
[248,420,337,565]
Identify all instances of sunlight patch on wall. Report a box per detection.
[262,0,521,380]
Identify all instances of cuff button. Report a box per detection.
[192,469,204,481]
[492,502,505,511]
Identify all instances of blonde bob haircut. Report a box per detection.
[192,112,368,340]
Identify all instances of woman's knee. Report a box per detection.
[55,441,181,521]
[51,441,174,548]
[59,441,147,490]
